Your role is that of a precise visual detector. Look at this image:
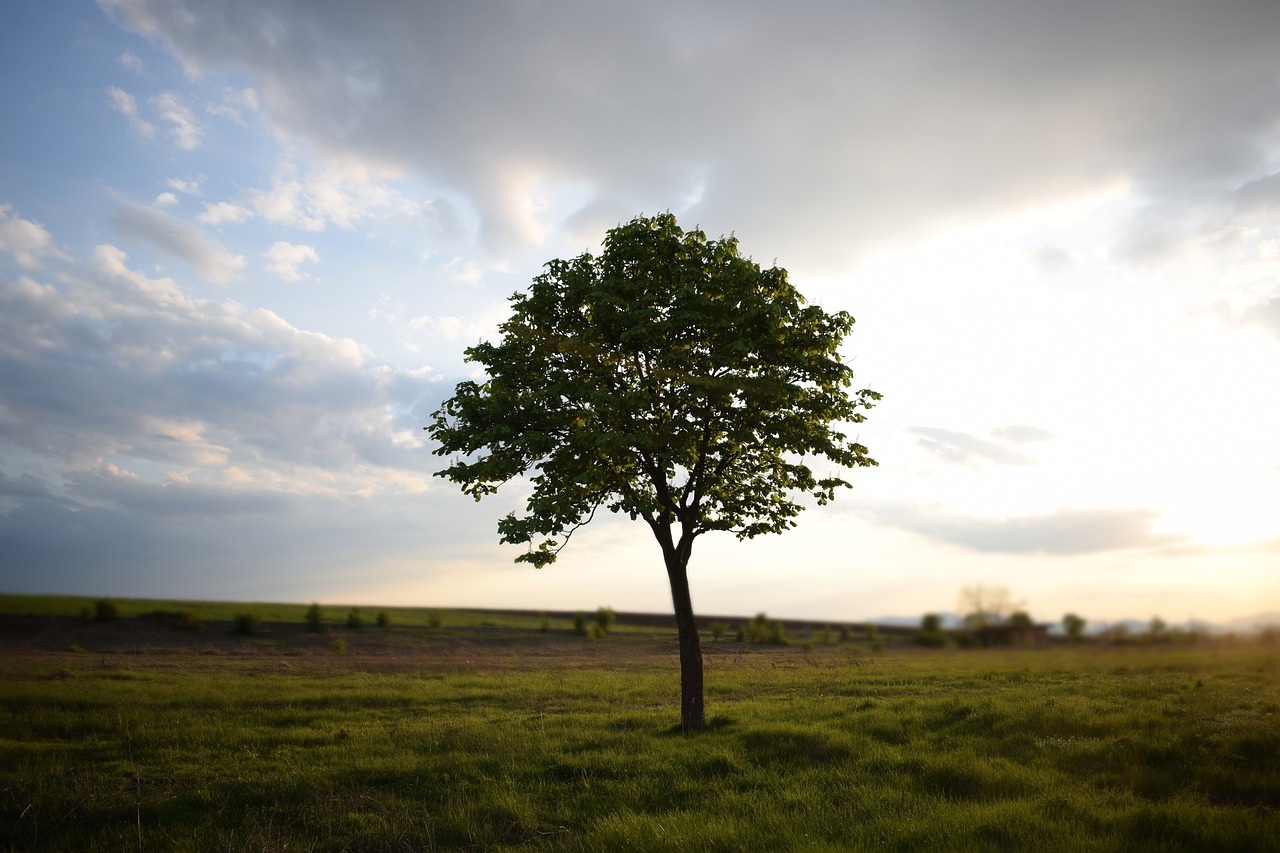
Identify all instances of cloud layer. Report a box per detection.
[101,0,1280,265]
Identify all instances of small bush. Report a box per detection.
[79,607,92,625]
[740,613,789,646]
[331,637,347,654]
[595,606,616,634]
[346,608,364,630]
[234,613,262,635]
[539,612,550,633]
[93,599,118,622]
[573,612,589,637]
[709,621,729,641]
[590,623,607,640]
[427,610,442,630]
[916,613,948,647]
[376,611,390,629]
[304,603,324,632]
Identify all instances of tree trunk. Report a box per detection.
[664,548,705,733]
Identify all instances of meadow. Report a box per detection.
[1,596,1276,851]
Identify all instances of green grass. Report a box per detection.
[1,603,1277,851]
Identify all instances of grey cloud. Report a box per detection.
[0,488,490,600]
[101,0,1280,266]
[0,243,440,481]
[908,426,1043,467]
[867,503,1185,556]
[1233,173,1280,215]
[991,425,1054,445]
[1030,246,1074,274]
[65,467,292,516]
[1243,297,1280,340]
[108,201,245,282]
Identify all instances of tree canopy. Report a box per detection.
[429,213,878,564]
[427,213,880,730]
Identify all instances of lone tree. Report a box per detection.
[427,214,879,732]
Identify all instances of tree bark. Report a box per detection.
[664,547,705,733]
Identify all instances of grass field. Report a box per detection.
[1,595,1277,851]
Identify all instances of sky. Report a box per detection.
[1,0,1278,628]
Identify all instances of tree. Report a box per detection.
[1062,612,1086,643]
[958,584,1020,630]
[427,213,880,732]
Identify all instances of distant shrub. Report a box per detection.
[916,613,948,648]
[331,637,347,654]
[865,624,882,651]
[740,613,789,646]
[590,623,606,640]
[709,621,729,641]
[234,613,262,635]
[346,608,364,630]
[304,603,324,632]
[141,609,207,632]
[376,611,390,629]
[539,612,550,633]
[839,624,852,643]
[79,607,92,625]
[573,612,589,637]
[93,599,118,623]
[1062,613,1086,643]
[819,625,833,645]
[595,606,616,634]
[427,610,442,631]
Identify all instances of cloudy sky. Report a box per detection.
[2,0,1278,626]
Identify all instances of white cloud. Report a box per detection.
[0,204,61,268]
[245,159,404,232]
[166,177,201,195]
[196,201,251,225]
[264,240,319,280]
[149,91,201,150]
[108,201,246,282]
[153,192,179,207]
[118,51,144,74]
[205,102,245,126]
[106,86,155,138]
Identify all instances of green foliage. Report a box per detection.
[709,622,729,641]
[916,613,949,648]
[376,611,390,629]
[738,612,789,646]
[330,637,347,654]
[93,599,117,622]
[573,612,589,637]
[304,602,324,632]
[1007,611,1034,629]
[427,212,879,568]
[427,610,442,631]
[1062,612,1086,643]
[346,608,364,630]
[595,606,616,634]
[233,613,262,635]
[539,612,550,633]
[140,609,206,632]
